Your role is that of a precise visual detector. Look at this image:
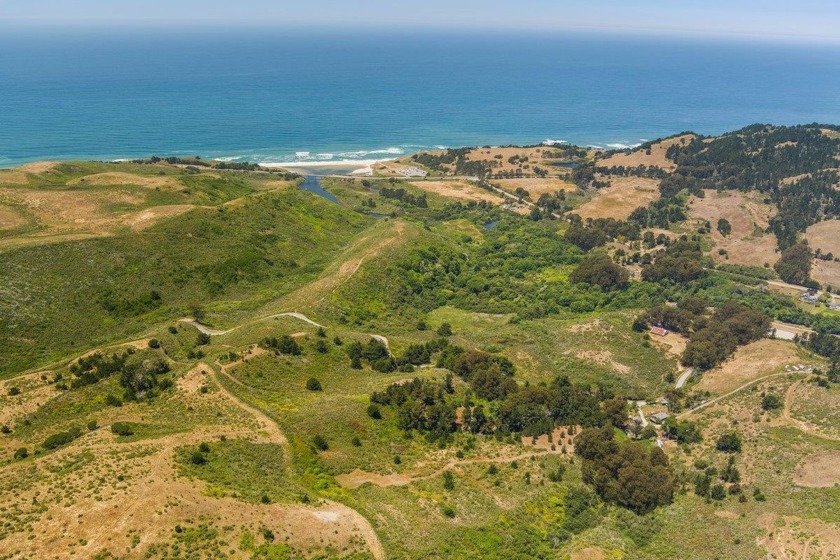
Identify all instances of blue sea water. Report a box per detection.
[1,27,840,168]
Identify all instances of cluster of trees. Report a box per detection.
[70,350,132,389]
[575,425,677,514]
[771,171,840,249]
[569,254,629,291]
[681,302,770,369]
[379,187,428,208]
[410,147,491,178]
[119,353,170,400]
[571,166,610,189]
[370,378,456,438]
[774,242,814,286]
[564,217,640,252]
[260,335,302,356]
[594,164,667,179]
[346,338,395,372]
[641,240,705,283]
[634,297,709,334]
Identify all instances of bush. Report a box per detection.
[306,378,322,391]
[8,386,20,396]
[312,435,328,451]
[351,436,362,447]
[437,323,453,337]
[710,484,727,501]
[716,432,742,453]
[367,404,382,419]
[190,451,207,465]
[168,326,178,335]
[314,339,328,353]
[111,422,134,437]
[198,442,211,453]
[87,420,98,431]
[441,504,456,518]
[1,425,10,434]
[148,338,160,349]
[761,394,782,411]
[106,394,123,407]
[196,332,211,346]
[43,430,76,449]
[442,470,455,490]
[14,447,28,459]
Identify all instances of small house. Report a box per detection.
[649,326,669,337]
[650,412,670,424]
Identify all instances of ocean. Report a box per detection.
[1,27,840,168]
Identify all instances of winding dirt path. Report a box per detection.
[678,372,791,418]
[208,364,385,560]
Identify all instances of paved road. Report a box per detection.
[675,368,694,389]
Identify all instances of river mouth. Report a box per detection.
[299,175,339,204]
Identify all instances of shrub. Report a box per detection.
[312,435,328,451]
[111,422,134,437]
[190,451,207,465]
[306,378,322,391]
[106,394,123,407]
[442,470,455,490]
[43,430,76,449]
[148,339,161,349]
[168,326,178,335]
[351,436,362,447]
[196,332,211,346]
[367,404,382,419]
[761,394,782,411]
[710,484,727,501]
[198,442,211,453]
[716,432,742,453]
[8,386,21,396]
[441,504,456,518]
[437,323,453,337]
[1,425,10,434]
[314,340,328,353]
[317,327,327,338]
[87,420,98,431]
[13,447,28,459]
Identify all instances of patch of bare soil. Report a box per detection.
[408,180,501,204]
[804,220,840,286]
[1,187,144,229]
[570,547,607,560]
[687,189,779,267]
[0,171,31,185]
[696,339,802,394]
[575,176,660,220]
[67,171,183,190]
[568,319,605,333]
[597,134,695,172]
[758,513,840,559]
[650,332,688,359]
[793,452,840,487]
[0,205,27,230]
[124,204,195,230]
[17,161,60,173]
[574,350,630,374]
[492,177,578,196]
[335,469,412,489]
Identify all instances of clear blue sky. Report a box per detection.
[1,0,838,42]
